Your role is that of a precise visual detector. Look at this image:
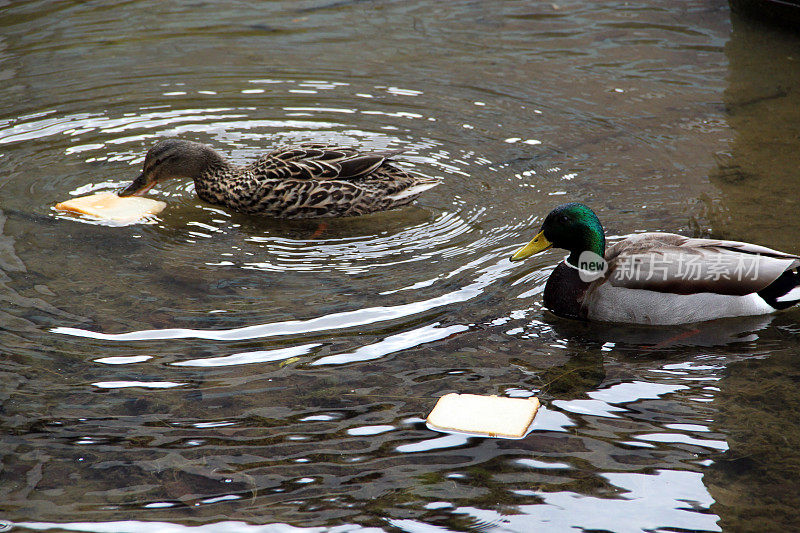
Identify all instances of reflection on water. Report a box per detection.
[704,13,800,530]
[706,13,800,250]
[2,1,800,532]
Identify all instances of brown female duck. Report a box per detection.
[119,138,440,218]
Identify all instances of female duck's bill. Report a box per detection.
[118,172,156,197]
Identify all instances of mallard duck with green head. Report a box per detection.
[510,203,800,325]
[119,139,440,218]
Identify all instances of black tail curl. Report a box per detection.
[758,267,800,310]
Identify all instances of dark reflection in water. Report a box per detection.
[1,1,800,532]
[706,13,800,250]
[703,13,800,532]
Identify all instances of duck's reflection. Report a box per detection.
[544,313,773,350]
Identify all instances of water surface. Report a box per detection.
[2,1,800,532]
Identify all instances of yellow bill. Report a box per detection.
[510,230,552,262]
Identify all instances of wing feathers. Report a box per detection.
[606,233,800,296]
[251,145,406,182]
[233,144,436,217]
[336,154,389,180]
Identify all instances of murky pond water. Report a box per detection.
[2,1,800,531]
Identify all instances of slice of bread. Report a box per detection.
[426,393,540,439]
[55,192,166,223]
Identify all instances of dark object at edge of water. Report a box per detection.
[729,0,800,28]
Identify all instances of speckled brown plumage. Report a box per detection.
[119,139,440,218]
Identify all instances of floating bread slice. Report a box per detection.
[55,192,166,223]
[426,393,540,439]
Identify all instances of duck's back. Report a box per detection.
[194,144,439,218]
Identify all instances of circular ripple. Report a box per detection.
[0,77,538,279]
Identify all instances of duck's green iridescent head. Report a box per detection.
[510,203,606,266]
